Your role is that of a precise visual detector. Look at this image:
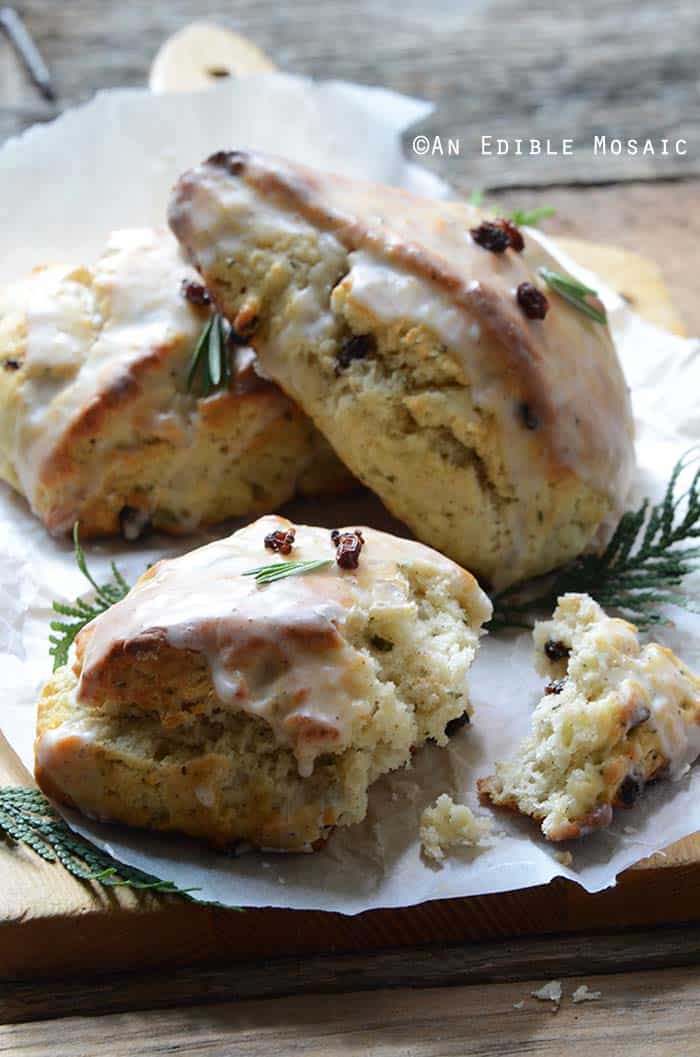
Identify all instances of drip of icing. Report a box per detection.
[76,517,488,776]
[6,229,209,523]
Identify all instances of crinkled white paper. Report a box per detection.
[1,76,699,913]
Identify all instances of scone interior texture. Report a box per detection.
[478,593,700,840]
[169,150,635,590]
[35,515,491,851]
[0,227,349,539]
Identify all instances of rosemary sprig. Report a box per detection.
[468,190,556,229]
[187,313,231,396]
[243,559,333,586]
[509,205,556,227]
[0,787,197,895]
[537,266,607,324]
[49,523,131,671]
[491,449,700,632]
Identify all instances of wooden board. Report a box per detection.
[0,238,698,988]
[3,0,700,188]
[4,963,700,1056]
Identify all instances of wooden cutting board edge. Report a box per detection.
[0,239,696,982]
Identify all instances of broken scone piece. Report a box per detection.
[35,515,491,852]
[420,794,495,863]
[478,593,700,840]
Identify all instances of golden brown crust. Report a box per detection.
[169,152,635,588]
[0,229,352,539]
[179,149,633,491]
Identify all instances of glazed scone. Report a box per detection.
[0,227,350,539]
[419,794,495,863]
[35,515,491,851]
[478,594,700,840]
[169,150,635,589]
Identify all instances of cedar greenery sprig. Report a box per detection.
[49,523,131,671]
[490,449,700,632]
[243,558,333,586]
[537,266,607,324]
[187,313,231,396]
[0,787,197,895]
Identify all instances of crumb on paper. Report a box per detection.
[572,984,602,1003]
[419,794,496,864]
[531,980,562,1006]
[512,1000,525,1009]
[623,825,637,835]
[555,850,573,867]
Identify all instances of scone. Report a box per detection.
[478,594,700,839]
[35,515,491,851]
[0,227,350,539]
[169,150,635,589]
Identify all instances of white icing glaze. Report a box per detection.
[636,645,700,779]
[35,717,96,774]
[537,595,700,781]
[77,515,489,776]
[4,229,209,523]
[170,153,635,516]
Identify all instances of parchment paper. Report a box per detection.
[1,76,699,913]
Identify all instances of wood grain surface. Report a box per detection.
[4,921,700,1024]
[2,0,699,188]
[3,966,700,1055]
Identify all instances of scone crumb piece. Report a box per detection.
[531,980,562,1006]
[420,794,495,864]
[555,850,573,867]
[572,985,602,1004]
[512,1000,525,1010]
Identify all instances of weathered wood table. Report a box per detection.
[2,2,700,1053]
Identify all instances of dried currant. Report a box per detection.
[335,334,375,374]
[517,282,549,320]
[544,639,570,662]
[264,528,296,555]
[181,279,211,306]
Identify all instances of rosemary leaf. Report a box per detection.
[471,191,556,228]
[243,558,333,586]
[509,205,556,227]
[537,266,607,324]
[187,312,234,397]
[49,523,131,671]
[186,315,213,392]
[490,449,700,632]
[0,787,199,896]
[208,310,223,387]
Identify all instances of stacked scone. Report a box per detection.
[35,515,491,850]
[0,227,349,539]
[169,149,635,589]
